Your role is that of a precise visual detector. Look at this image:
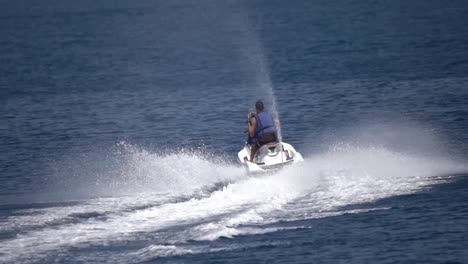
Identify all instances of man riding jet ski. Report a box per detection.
[238,100,303,173]
[247,100,278,162]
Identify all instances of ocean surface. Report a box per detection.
[1,0,468,263]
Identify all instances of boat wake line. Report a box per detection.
[1,142,467,263]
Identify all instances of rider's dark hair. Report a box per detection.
[255,100,264,111]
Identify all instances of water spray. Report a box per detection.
[240,14,282,141]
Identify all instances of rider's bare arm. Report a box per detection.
[248,116,256,138]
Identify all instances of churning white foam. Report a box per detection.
[44,142,246,199]
[1,142,467,263]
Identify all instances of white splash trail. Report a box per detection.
[1,144,467,263]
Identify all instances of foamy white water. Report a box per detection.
[1,142,466,263]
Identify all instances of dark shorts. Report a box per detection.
[257,132,278,146]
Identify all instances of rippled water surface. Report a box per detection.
[1,0,468,263]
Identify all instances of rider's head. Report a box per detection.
[255,100,264,112]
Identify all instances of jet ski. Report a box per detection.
[237,141,304,173]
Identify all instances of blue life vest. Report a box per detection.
[254,112,277,142]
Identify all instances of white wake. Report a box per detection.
[1,143,466,263]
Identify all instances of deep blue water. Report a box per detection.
[1,0,468,263]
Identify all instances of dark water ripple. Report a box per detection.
[1,0,468,263]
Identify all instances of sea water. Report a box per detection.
[1,1,468,263]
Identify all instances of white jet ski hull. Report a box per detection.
[237,142,303,173]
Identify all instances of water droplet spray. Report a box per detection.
[241,18,282,141]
